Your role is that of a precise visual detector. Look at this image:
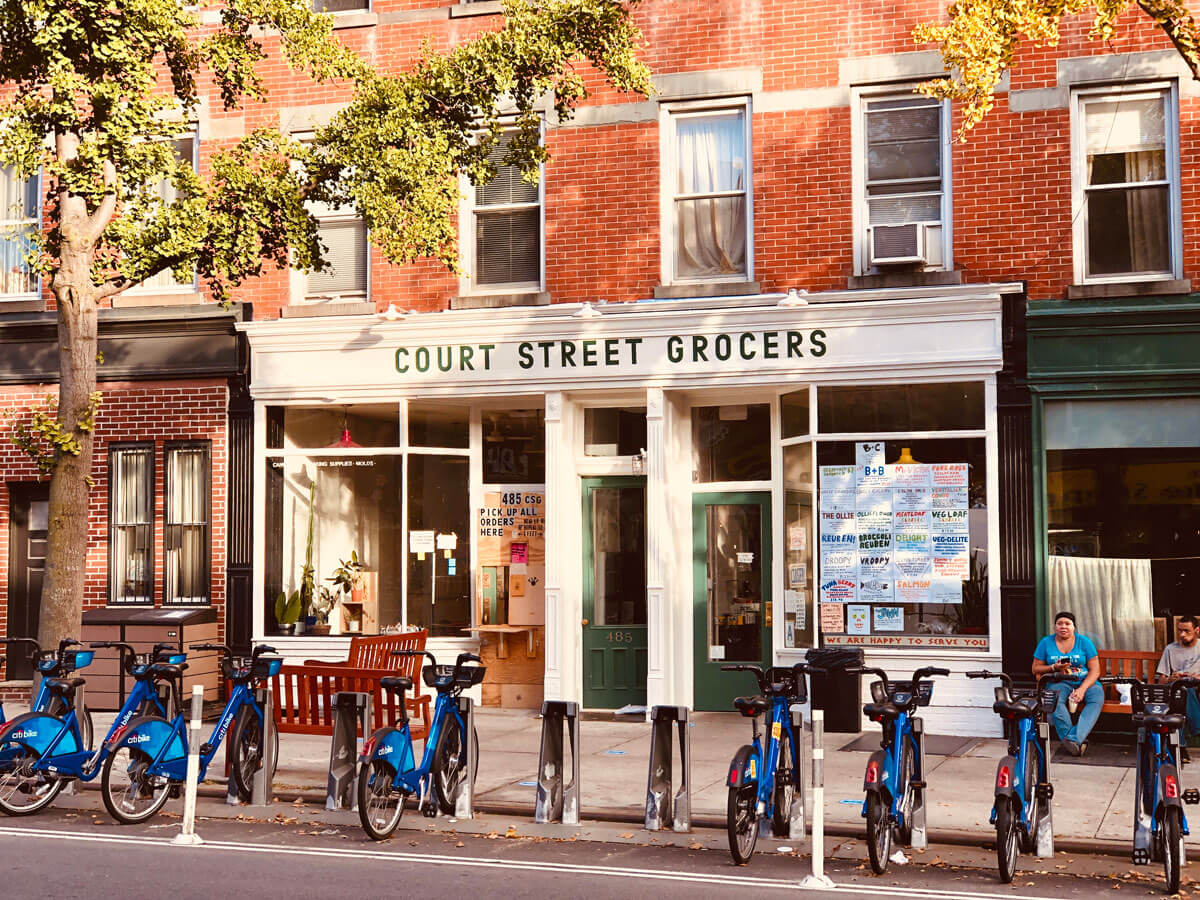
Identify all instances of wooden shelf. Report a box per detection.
[462,624,537,657]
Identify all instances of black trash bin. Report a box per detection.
[805,647,865,733]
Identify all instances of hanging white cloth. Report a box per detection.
[1047,555,1154,650]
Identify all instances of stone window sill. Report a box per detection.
[0,298,46,314]
[450,1,503,17]
[282,300,375,318]
[451,291,550,310]
[847,270,962,290]
[113,291,203,309]
[329,11,377,29]
[1066,279,1192,300]
[653,281,760,300]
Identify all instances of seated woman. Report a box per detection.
[1031,610,1103,757]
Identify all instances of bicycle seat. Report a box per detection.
[733,696,770,717]
[863,702,901,721]
[151,663,188,679]
[380,676,412,694]
[1133,711,1186,731]
[993,698,1039,719]
[44,676,86,694]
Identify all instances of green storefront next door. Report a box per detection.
[581,477,648,709]
[693,492,772,712]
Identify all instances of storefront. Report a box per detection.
[1028,295,1200,653]
[241,284,1018,730]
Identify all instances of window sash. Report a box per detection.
[165,444,210,605]
[129,135,199,293]
[469,130,543,290]
[109,446,153,605]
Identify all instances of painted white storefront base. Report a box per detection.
[241,283,1022,736]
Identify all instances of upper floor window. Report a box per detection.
[0,165,39,300]
[463,131,543,294]
[661,100,751,284]
[1073,83,1180,283]
[165,442,211,605]
[301,138,368,302]
[130,134,199,294]
[854,90,950,273]
[312,0,369,11]
[109,444,154,605]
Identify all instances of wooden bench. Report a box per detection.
[270,632,433,739]
[1097,649,1161,715]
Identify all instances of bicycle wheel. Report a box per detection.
[1163,805,1183,894]
[897,737,915,844]
[1023,745,1040,850]
[358,759,404,841]
[230,706,279,801]
[100,745,171,824]
[866,791,892,874]
[726,783,759,865]
[995,796,1019,883]
[432,715,479,815]
[771,728,795,837]
[0,740,63,816]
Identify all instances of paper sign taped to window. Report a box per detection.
[436,532,457,551]
[509,573,526,597]
[410,530,435,554]
[709,645,726,661]
[819,602,845,633]
[736,551,754,565]
[788,525,807,552]
[510,542,528,565]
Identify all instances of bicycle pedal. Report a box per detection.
[168,784,182,800]
[421,800,438,818]
[1183,788,1200,805]
[1132,848,1150,866]
[199,742,213,756]
[1036,783,1055,801]
[908,780,926,790]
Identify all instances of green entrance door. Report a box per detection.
[693,492,772,712]
[582,477,648,709]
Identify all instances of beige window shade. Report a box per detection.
[308,218,367,296]
[473,134,540,287]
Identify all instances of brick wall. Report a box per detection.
[0,380,228,678]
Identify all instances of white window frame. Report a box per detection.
[1070,80,1182,285]
[125,130,201,296]
[457,122,546,297]
[290,132,370,304]
[164,442,211,606]
[659,97,754,287]
[0,164,41,302]
[850,84,953,276]
[312,0,370,14]
[109,444,154,606]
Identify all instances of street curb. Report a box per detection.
[76,781,1134,860]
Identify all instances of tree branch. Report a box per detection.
[84,159,119,244]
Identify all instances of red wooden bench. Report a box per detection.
[270,631,433,739]
[1097,649,1161,715]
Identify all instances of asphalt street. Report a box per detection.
[0,808,1177,899]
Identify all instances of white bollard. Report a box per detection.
[799,709,834,890]
[173,684,205,846]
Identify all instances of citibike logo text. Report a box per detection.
[10,729,37,740]
[128,734,150,744]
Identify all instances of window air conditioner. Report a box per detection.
[868,223,929,266]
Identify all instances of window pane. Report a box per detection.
[268,405,399,449]
[475,207,539,286]
[1088,150,1166,185]
[867,103,940,142]
[1085,184,1170,276]
[407,455,471,637]
[0,223,36,295]
[584,408,646,456]
[308,219,367,296]
[783,442,814,649]
[674,196,747,279]
[0,166,36,222]
[675,111,746,195]
[867,193,941,225]
[1085,97,1165,155]
[475,135,539,207]
[781,389,810,438]
[166,446,209,605]
[408,402,469,449]
[483,409,545,483]
[313,0,368,9]
[692,404,771,482]
[264,456,404,634]
[867,138,940,182]
[818,382,984,433]
[110,447,153,604]
[592,486,646,625]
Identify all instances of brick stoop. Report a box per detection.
[0,681,31,703]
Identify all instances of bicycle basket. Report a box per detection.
[252,656,282,678]
[455,665,487,688]
[915,680,934,707]
[1039,689,1059,714]
[764,667,798,697]
[423,665,456,689]
[164,653,186,666]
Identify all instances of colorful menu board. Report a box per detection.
[818,443,969,611]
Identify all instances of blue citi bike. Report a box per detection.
[1101,674,1200,894]
[0,638,96,747]
[722,662,822,865]
[358,650,484,841]
[101,643,281,824]
[0,640,184,816]
[967,670,1070,882]
[849,664,950,874]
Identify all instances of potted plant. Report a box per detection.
[309,586,338,636]
[328,551,367,604]
[274,589,302,635]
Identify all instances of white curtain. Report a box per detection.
[1048,555,1154,650]
[675,114,746,278]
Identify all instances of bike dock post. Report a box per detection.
[173,684,205,846]
[788,702,807,841]
[326,692,372,812]
[534,700,580,826]
[454,695,476,820]
[1034,719,1055,858]
[909,716,928,850]
[248,685,275,808]
[644,705,691,833]
[799,708,834,890]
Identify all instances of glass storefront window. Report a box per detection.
[815,438,988,645]
[483,409,545,483]
[264,455,404,634]
[584,408,647,456]
[781,388,810,438]
[818,382,983,433]
[267,404,400,449]
[407,454,471,638]
[409,402,469,449]
[692,404,771,482]
[1046,397,1200,633]
[783,442,815,648]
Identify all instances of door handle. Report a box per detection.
[581,619,589,626]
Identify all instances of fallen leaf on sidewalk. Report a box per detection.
[455,841,465,848]
[619,832,634,839]
[504,827,518,838]
[688,842,703,850]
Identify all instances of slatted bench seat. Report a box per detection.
[1097,649,1161,715]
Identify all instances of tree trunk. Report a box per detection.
[37,251,99,685]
